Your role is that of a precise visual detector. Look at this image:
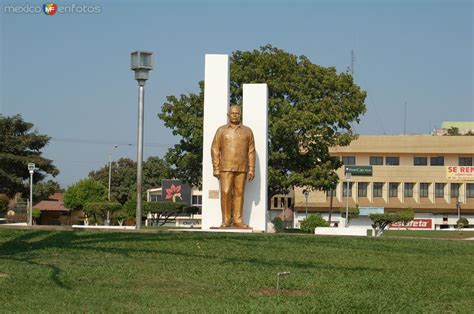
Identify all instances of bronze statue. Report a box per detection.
[211,105,255,228]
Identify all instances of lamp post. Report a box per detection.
[303,190,309,219]
[131,51,153,230]
[28,163,35,226]
[345,172,351,227]
[456,196,462,221]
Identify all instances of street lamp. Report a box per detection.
[303,190,309,219]
[345,172,351,227]
[131,51,153,230]
[28,163,35,226]
[456,196,462,221]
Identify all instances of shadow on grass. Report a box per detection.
[0,229,383,291]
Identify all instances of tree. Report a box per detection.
[33,180,63,202]
[143,201,187,226]
[300,214,329,233]
[457,217,469,231]
[369,211,414,236]
[88,156,172,204]
[339,205,360,225]
[446,127,460,136]
[63,179,107,211]
[369,213,395,236]
[83,201,122,225]
[159,45,366,196]
[395,209,415,228]
[0,114,59,197]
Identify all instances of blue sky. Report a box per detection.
[1,0,473,187]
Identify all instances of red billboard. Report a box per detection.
[390,219,432,229]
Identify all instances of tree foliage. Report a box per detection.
[457,217,469,230]
[339,205,360,225]
[300,214,329,233]
[63,179,107,211]
[0,194,10,213]
[0,114,59,197]
[83,201,122,225]
[88,157,172,204]
[370,210,415,236]
[32,208,41,224]
[159,45,366,194]
[143,201,187,226]
[272,217,284,233]
[33,180,62,202]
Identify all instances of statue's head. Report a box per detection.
[228,105,241,125]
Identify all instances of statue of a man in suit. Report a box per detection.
[211,105,255,228]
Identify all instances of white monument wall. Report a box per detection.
[201,55,268,232]
[201,55,229,230]
[242,84,268,232]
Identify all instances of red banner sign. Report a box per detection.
[390,219,432,229]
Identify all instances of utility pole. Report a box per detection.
[350,50,355,77]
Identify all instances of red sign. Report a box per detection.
[390,219,432,229]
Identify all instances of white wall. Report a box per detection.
[201,55,229,230]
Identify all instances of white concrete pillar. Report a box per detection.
[201,54,230,230]
[242,84,268,232]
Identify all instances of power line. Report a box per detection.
[51,137,174,148]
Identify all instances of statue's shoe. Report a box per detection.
[233,222,249,229]
[220,223,231,228]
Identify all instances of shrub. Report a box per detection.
[31,208,41,224]
[339,205,360,226]
[457,217,469,230]
[83,201,122,225]
[272,217,284,233]
[0,194,9,214]
[300,214,329,233]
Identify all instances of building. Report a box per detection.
[33,193,71,225]
[293,135,474,230]
[434,121,474,136]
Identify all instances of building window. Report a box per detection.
[430,156,444,166]
[287,198,292,208]
[459,157,473,166]
[273,197,278,208]
[386,156,399,165]
[150,194,161,202]
[414,157,428,166]
[467,184,474,198]
[420,183,429,198]
[373,182,383,197]
[280,197,285,208]
[404,183,414,197]
[435,183,445,198]
[342,156,356,165]
[389,183,399,197]
[358,182,368,197]
[451,183,460,198]
[192,195,202,206]
[370,156,383,165]
[342,182,353,197]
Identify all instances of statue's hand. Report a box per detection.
[248,170,255,181]
[213,170,220,180]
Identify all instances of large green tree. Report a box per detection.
[88,156,172,204]
[159,45,366,196]
[33,179,63,202]
[0,114,59,197]
[63,178,107,211]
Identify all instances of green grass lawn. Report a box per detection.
[384,229,474,239]
[0,229,473,313]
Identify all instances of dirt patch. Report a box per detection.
[0,273,9,278]
[256,288,308,297]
